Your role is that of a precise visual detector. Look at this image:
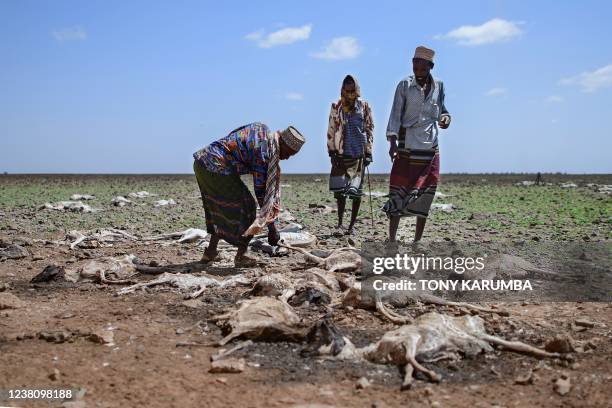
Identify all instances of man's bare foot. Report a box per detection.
[332,226,345,237]
[234,252,259,268]
[200,248,220,263]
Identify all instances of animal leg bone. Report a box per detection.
[407,353,441,383]
[211,340,253,361]
[279,242,324,264]
[480,334,560,359]
[376,299,413,324]
[419,294,509,316]
[401,363,414,390]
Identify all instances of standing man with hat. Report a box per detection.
[382,46,451,242]
[193,123,305,266]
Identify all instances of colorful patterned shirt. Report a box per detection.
[193,123,271,202]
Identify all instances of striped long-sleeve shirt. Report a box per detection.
[386,75,449,151]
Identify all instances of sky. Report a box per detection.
[1,0,611,174]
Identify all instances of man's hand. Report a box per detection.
[439,114,451,129]
[267,224,280,246]
[388,139,398,162]
[364,155,372,167]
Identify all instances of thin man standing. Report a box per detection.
[382,46,451,242]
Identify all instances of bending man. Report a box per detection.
[193,123,305,266]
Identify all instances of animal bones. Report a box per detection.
[117,272,249,298]
[66,228,138,249]
[142,228,208,244]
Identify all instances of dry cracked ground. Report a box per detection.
[0,173,610,408]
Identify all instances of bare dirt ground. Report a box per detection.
[0,173,610,408]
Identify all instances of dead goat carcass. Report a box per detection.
[311,312,562,389]
[111,196,134,207]
[280,243,361,273]
[142,228,208,244]
[66,254,139,284]
[342,278,508,324]
[211,297,307,345]
[117,272,249,299]
[40,201,99,213]
[65,228,139,250]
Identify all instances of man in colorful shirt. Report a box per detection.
[193,123,305,266]
[383,46,451,242]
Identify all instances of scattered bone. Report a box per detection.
[209,358,246,373]
[430,203,456,212]
[211,297,306,345]
[70,194,95,201]
[211,340,253,361]
[0,242,29,259]
[560,182,577,188]
[515,181,535,187]
[66,254,139,284]
[554,374,571,395]
[128,191,155,198]
[0,292,26,310]
[40,201,99,213]
[117,272,249,298]
[154,199,176,207]
[142,228,208,244]
[65,228,138,250]
[111,196,133,207]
